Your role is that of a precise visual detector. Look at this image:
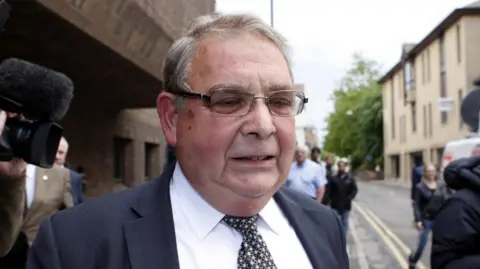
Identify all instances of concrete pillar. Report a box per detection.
[400,153,408,182]
[383,155,391,179]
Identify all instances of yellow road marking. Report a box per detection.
[353,202,408,268]
[361,205,427,269]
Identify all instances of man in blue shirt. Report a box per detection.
[286,145,327,202]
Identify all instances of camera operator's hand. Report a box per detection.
[0,110,26,179]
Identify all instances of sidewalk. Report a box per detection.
[359,178,411,190]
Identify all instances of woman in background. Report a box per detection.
[408,163,446,269]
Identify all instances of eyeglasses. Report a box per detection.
[171,88,308,117]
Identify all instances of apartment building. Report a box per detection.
[380,1,480,181]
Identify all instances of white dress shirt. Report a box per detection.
[25,164,36,208]
[170,163,313,269]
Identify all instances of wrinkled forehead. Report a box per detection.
[188,33,292,94]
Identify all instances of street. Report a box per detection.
[348,180,431,269]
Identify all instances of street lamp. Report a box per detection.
[270,0,274,27]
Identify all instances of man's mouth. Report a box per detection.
[233,156,275,161]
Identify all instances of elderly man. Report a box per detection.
[286,145,327,202]
[26,13,348,269]
[55,137,84,205]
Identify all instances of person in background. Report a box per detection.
[327,160,358,237]
[322,155,335,206]
[310,146,321,164]
[411,156,424,219]
[408,163,446,269]
[55,137,84,205]
[431,156,480,269]
[340,158,351,174]
[286,145,327,202]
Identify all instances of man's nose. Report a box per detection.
[240,100,276,139]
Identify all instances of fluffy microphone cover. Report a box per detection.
[0,58,74,122]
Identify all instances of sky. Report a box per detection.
[215,0,474,145]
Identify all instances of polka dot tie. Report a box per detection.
[223,215,278,269]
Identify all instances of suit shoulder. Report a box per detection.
[279,187,335,217]
[51,181,153,223]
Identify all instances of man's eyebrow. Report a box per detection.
[207,84,246,94]
[206,83,293,94]
[268,83,293,92]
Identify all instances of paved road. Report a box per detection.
[347,180,431,269]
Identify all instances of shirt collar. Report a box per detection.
[170,163,284,240]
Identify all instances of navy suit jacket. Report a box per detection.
[27,164,349,269]
[69,170,84,205]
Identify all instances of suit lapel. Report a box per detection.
[25,167,49,219]
[124,164,180,269]
[274,189,325,269]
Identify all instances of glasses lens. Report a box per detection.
[209,89,252,115]
[268,91,304,116]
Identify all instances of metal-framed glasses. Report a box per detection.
[171,88,308,117]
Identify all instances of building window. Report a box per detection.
[456,24,461,63]
[404,61,415,91]
[421,54,425,85]
[113,137,131,183]
[399,115,407,143]
[440,33,448,124]
[391,80,395,139]
[411,102,417,132]
[399,116,403,143]
[459,89,464,129]
[428,103,433,137]
[426,49,431,83]
[398,75,403,99]
[144,143,158,180]
[423,105,427,137]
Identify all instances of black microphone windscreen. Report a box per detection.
[0,58,74,122]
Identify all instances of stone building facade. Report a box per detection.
[0,0,215,196]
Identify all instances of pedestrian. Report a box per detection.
[322,155,335,205]
[408,163,446,269]
[327,160,358,237]
[411,156,424,219]
[310,146,321,163]
[286,145,327,202]
[25,12,349,269]
[431,156,480,269]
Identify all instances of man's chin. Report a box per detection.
[231,181,281,199]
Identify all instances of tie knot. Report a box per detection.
[223,215,258,235]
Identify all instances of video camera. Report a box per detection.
[0,95,64,169]
[0,2,75,168]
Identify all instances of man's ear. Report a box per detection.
[157,92,178,146]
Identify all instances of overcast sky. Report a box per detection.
[215,0,474,145]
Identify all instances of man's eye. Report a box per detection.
[269,98,293,107]
[214,98,246,106]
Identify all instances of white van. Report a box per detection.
[441,135,480,194]
[441,135,480,171]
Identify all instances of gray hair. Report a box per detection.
[162,12,293,98]
[296,145,309,153]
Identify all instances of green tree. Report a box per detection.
[323,53,383,170]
